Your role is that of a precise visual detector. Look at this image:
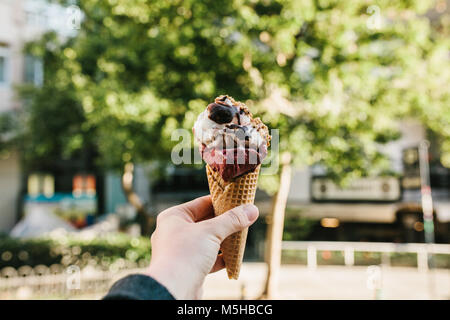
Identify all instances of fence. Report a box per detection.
[0,264,145,299]
[281,241,450,271]
[1,241,450,299]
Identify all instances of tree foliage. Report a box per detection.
[6,0,449,191]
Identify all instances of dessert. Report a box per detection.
[193,95,270,279]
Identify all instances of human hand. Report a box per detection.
[146,195,259,300]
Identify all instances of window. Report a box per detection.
[0,46,9,86]
[24,55,43,86]
[24,0,48,28]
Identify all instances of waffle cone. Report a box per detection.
[206,164,260,279]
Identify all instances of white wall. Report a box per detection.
[0,0,25,112]
[0,0,79,231]
[0,0,24,231]
[0,152,21,232]
[287,167,310,202]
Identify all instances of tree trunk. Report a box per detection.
[121,162,151,234]
[259,152,292,299]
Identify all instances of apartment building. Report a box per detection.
[0,0,26,232]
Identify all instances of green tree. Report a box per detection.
[15,33,97,173]
[4,0,449,298]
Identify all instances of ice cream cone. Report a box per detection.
[206,164,260,279]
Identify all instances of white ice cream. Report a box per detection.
[193,102,266,151]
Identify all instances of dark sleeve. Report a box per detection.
[103,274,175,300]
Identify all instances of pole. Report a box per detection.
[418,140,435,298]
[259,152,292,299]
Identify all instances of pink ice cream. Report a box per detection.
[193,95,270,181]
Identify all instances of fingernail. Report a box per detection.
[242,204,258,221]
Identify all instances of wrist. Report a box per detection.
[146,262,196,300]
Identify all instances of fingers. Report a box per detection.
[172,195,214,222]
[210,254,225,273]
[200,204,259,242]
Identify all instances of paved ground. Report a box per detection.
[203,263,450,300]
[20,263,447,300]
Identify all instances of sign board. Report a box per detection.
[311,176,401,202]
[73,174,96,196]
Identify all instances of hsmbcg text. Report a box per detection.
[177,304,273,317]
[221,304,272,315]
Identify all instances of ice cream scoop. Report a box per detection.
[193,95,270,181]
[194,95,270,279]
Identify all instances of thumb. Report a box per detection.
[202,204,259,242]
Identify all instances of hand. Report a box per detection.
[146,195,259,300]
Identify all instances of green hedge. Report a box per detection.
[0,233,151,270]
[282,215,318,241]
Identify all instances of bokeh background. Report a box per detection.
[0,0,449,299]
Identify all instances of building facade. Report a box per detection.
[0,0,69,232]
[0,0,26,232]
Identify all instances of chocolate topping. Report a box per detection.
[207,102,238,124]
[217,96,229,103]
[198,94,271,181]
[226,124,245,130]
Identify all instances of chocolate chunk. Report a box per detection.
[226,124,248,134]
[208,103,236,124]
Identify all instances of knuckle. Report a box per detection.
[156,211,166,224]
[228,209,246,229]
[150,232,156,244]
[150,230,159,245]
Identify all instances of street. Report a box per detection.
[203,263,450,300]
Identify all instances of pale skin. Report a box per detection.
[146,195,259,300]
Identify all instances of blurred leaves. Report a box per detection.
[0,233,150,270]
[6,0,450,187]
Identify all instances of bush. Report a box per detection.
[0,233,151,270]
[282,213,318,241]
